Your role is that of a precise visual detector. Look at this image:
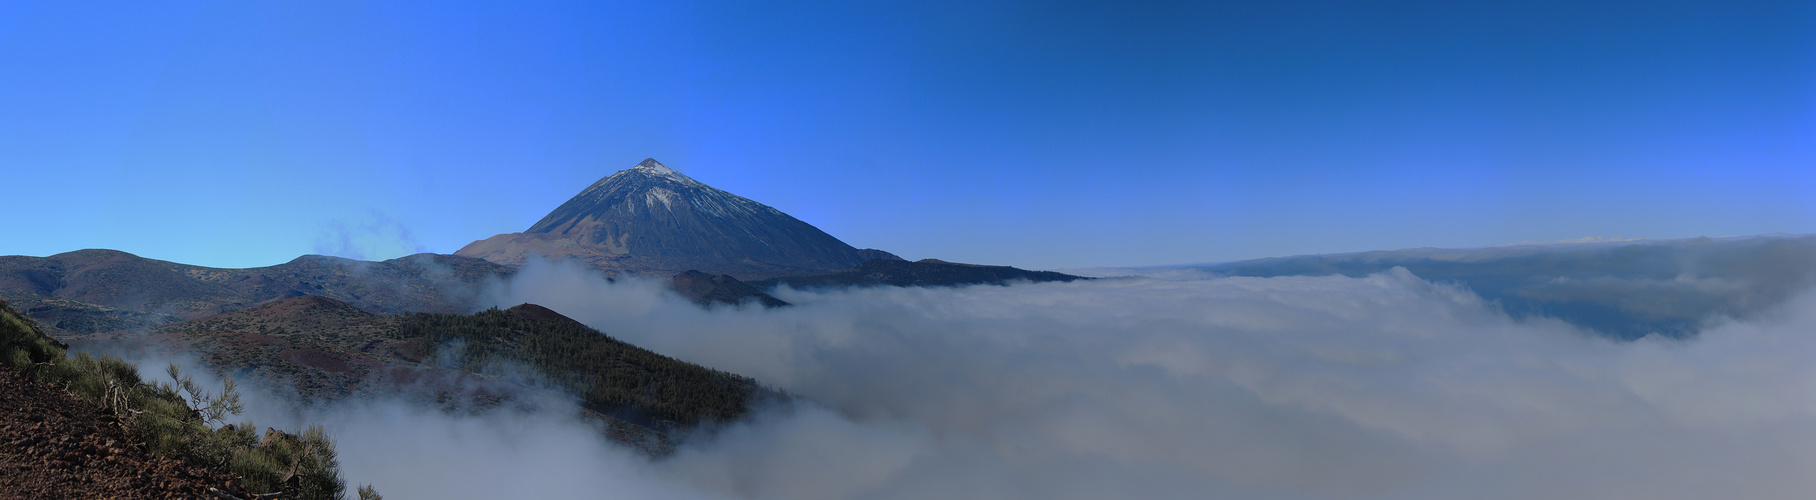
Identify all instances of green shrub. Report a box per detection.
[0,299,353,500]
[0,299,63,374]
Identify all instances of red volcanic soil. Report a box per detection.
[255,295,370,318]
[280,347,354,374]
[0,368,241,499]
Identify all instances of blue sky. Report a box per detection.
[2,0,1812,269]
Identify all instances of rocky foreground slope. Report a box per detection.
[1,298,338,500]
[0,367,233,499]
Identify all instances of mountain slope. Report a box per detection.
[669,270,790,308]
[0,250,514,336]
[71,295,771,454]
[457,158,897,279]
[0,367,234,499]
[400,304,768,432]
[2,299,346,499]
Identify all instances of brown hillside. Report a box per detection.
[0,251,513,337]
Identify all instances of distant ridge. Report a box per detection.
[669,270,789,308]
[457,158,898,280]
[0,250,513,336]
[1188,234,1816,340]
[750,258,1088,290]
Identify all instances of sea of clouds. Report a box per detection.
[198,257,1816,499]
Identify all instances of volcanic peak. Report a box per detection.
[634,157,679,175]
[460,157,890,279]
[607,158,697,186]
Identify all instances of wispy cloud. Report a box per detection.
[311,210,429,262]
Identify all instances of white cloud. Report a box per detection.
[158,258,1816,499]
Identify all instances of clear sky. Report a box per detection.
[2,1,1812,270]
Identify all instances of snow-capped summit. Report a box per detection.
[457,158,897,279]
[625,158,697,184]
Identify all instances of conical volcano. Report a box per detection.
[456,158,895,279]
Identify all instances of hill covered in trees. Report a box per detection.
[70,295,774,453]
[401,304,766,430]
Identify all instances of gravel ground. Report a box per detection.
[0,367,245,499]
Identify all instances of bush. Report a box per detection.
[0,299,64,374]
[0,298,352,500]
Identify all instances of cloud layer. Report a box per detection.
[165,256,1816,499]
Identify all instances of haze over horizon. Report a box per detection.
[3,1,1812,269]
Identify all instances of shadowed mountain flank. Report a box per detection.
[750,258,1089,290]
[457,158,899,280]
[669,270,789,308]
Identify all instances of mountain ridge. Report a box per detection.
[1184,234,1816,339]
[750,258,1089,290]
[0,249,514,336]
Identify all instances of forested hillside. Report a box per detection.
[400,304,767,430]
